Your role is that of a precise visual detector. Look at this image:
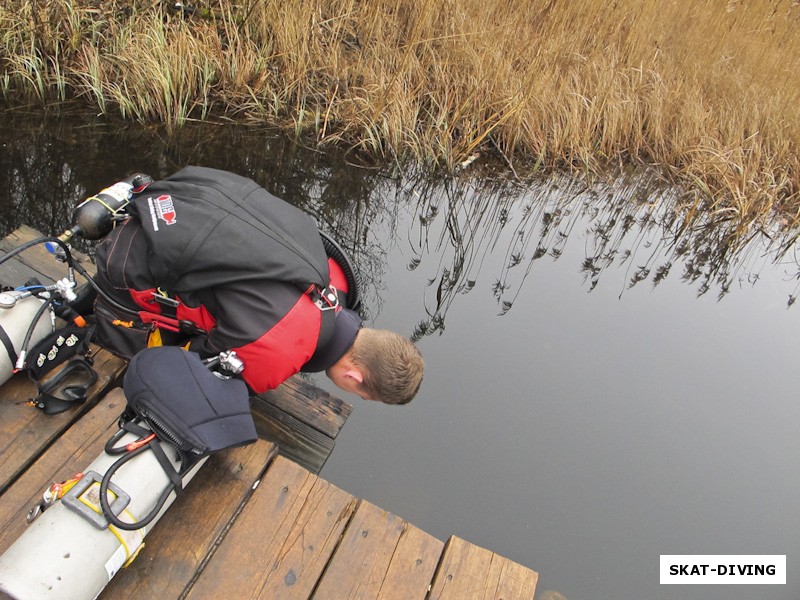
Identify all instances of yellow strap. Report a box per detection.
[75,482,145,567]
[108,508,146,567]
[85,195,117,214]
[51,474,84,499]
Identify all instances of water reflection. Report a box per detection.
[0,111,796,334]
[389,166,796,341]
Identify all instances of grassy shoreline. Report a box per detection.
[1,1,799,238]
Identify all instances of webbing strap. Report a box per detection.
[148,440,184,496]
[139,311,181,332]
[0,324,16,366]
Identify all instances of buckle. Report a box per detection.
[312,285,340,311]
[61,470,131,530]
[151,288,179,308]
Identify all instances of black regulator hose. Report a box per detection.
[69,259,137,315]
[99,441,178,531]
[0,233,141,316]
[0,235,76,269]
[0,236,68,369]
[16,293,56,369]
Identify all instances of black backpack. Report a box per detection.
[129,166,330,294]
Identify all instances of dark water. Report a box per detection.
[1,112,798,600]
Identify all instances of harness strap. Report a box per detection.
[139,311,181,332]
[148,439,184,495]
[0,323,17,367]
[138,311,206,335]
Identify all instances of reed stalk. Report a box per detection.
[0,0,798,240]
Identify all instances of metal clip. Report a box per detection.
[26,474,84,523]
[26,499,50,524]
[219,350,244,374]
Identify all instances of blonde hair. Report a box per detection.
[349,329,424,404]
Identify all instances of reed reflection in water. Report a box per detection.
[383,167,798,344]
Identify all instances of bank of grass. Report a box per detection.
[1,0,799,239]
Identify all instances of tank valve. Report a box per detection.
[0,292,18,309]
[47,173,154,254]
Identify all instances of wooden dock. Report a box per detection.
[0,227,540,599]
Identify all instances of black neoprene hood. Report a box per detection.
[301,308,361,372]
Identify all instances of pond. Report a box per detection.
[1,111,798,600]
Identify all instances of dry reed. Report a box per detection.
[1,0,799,238]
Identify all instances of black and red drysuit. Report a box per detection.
[92,166,360,393]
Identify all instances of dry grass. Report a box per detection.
[1,0,799,238]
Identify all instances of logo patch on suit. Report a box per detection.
[146,194,178,231]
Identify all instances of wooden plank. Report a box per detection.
[428,536,538,600]
[486,551,541,600]
[0,225,96,282]
[0,253,45,288]
[100,439,279,600]
[183,455,357,600]
[255,375,351,439]
[0,346,127,495]
[0,389,125,555]
[378,524,445,600]
[250,395,336,474]
[312,500,439,600]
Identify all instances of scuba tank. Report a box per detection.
[0,294,55,386]
[0,173,151,388]
[0,431,208,600]
[49,173,153,248]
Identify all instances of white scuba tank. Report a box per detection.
[0,294,55,386]
[0,430,207,600]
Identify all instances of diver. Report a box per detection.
[87,166,424,405]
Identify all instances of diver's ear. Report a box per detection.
[344,368,364,383]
